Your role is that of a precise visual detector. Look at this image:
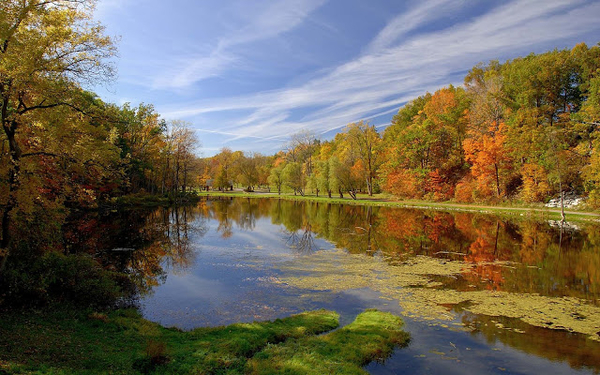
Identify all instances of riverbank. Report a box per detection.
[198,191,600,223]
[0,307,408,374]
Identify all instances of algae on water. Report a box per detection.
[275,249,600,341]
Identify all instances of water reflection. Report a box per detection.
[61,198,600,374]
[64,198,600,306]
[64,205,208,294]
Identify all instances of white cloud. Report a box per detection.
[151,0,328,90]
[157,0,600,150]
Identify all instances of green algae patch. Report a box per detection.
[0,306,409,374]
[405,289,600,341]
[276,249,600,341]
[246,309,410,374]
[280,249,465,292]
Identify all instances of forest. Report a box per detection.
[202,43,600,209]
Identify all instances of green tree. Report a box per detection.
[282,162,304,196]
[268,163,285,195]
[343,121,382,196]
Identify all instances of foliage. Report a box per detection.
[0,252,127,308]
[191,44,600,210]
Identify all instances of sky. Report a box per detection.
[92,0,600,156]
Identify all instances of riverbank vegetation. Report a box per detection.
[0,307,408,374]
[197,190,599,223]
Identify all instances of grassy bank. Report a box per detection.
[110,192,202,207]
[198,191,600,223]
[0,307,408,374]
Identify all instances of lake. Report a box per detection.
[66,197,600,374]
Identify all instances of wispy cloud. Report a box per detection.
[160,0,599,151]
[151,0,328,90]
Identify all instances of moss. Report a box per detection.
[0,307,408,374]
[246,310,410,375]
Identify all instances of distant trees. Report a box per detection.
[196,44,600,210]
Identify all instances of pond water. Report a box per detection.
[66,197,600,374]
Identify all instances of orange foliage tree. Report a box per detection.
[460,122,513,201]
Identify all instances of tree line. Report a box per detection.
[203,43,600,209]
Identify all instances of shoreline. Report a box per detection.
[197,191,600,223]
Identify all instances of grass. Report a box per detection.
[246,309,410,375]
[0,307,408,374]
[198,190,600,223]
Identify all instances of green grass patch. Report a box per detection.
[247,309,410,374]
[0,307,407,374]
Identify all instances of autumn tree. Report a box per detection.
[0,0,116,253]
[114,103,165,193]
[268,163,285,195]
[237,152,260,191]
[211,148,238,191]
[168,120,198,194]
[461,122,513,201]
[381,86,469,200]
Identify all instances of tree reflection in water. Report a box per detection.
[63,204,208,296]
[60,197,600,372]
[63,198,600,303]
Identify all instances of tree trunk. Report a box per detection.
[1,121,21,253]
[560,183,566,224]
[495,163,501,198]
[338,188,343,198]
[349,190,357,200]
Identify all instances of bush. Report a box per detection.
[1,251,128,308]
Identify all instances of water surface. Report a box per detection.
[67,197,600,374]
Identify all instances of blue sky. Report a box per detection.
[93,0,600,156]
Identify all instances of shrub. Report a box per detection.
[0,251,128,308]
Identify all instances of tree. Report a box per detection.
[115,103,165,193]
[1,0,115,253]
[381,86,469,200]
[237,152,260,192]
[343,121,382,196]
[268,164,285,195]
[282,162,304,196]
[168,120,198,194]
[462,122,513,200]
[211,148,238,191]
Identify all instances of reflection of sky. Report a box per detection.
[139,201,600,374]
[140,214,336,328]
